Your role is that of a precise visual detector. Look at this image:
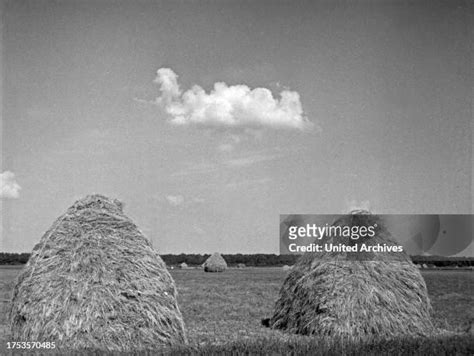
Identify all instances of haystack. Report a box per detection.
[203,252,227,272]
[236,263,246,269]
[282,265,292,271]
[9,195,186,351]
[179,262,189,269]
[269,212,435,342]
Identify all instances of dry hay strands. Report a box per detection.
[203,252,227,272]
[269,212,436,343]
[9,194,187,352]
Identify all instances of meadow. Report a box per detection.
[1,266,473,354]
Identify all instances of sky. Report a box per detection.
[1,0,472,255]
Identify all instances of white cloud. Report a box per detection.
[0,171,21,199]
[166,195,185,206]
[151,68,311,131]
[154,68,182,99]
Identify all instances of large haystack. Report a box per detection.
[9,194,187,351]
[203,252,227,272]
[270,213,435,342]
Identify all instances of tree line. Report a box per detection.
[0,252,299,266]
[0,252,473,267]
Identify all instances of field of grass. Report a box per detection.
[1,266,473,354]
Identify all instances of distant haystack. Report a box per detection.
[282,265,292,271]
[179,262,189,269]
[270,213,435,342]
[203,252,227,272]
[236,263,246,269]
[9,194,186,352]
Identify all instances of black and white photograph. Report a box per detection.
[1,0,473,354]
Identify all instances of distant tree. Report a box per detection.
[1,252,471,267]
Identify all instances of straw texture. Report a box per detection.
[9,194,187,351]
[270,213,435,342]
[203,252,227,272]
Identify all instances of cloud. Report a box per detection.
[0,171,21,199]
[166,195,185,206]
[150,68,311,131]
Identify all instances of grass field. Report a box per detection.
[1,266,473,354]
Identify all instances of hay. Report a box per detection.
[203,252,227,272]
[236,263,246,269]
[179,262,189,269]
[282,265,292,271]
[270,213,436,342]
[9,194,187,351]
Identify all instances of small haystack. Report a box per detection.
[179,262,189,269]
[269,212,435,342]
[9,195,186,351]
[282,265,292,271]
[203,252,227,272]
[236,263,246,269]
